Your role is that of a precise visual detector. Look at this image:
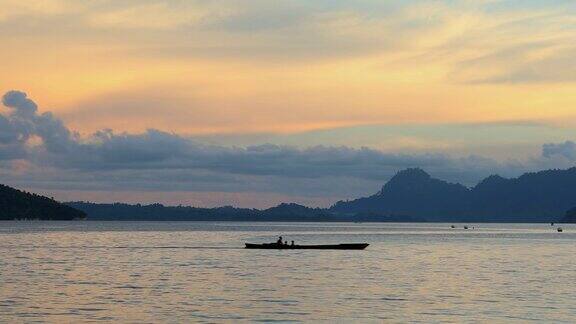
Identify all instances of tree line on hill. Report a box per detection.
[331,167,576,223]
[65,201,425,222]
[0,184,85,220]
[4,166,576,222]
[69,167,576,223]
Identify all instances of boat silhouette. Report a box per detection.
[245,243,369,250]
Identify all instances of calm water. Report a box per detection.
[1,222,575,322]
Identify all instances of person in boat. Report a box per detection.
[277,236,283,245]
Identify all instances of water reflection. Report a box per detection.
[0,222,575,322]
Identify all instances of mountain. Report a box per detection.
[260,203,336,221]
[467,169,576,222]
[331,168,469,221]
[331,167,576,222]
[0,184,86,220]
[68,166,576,222]
[560,207,576,223]
[67,202,340,221]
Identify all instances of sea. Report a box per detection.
[1,222,575,323]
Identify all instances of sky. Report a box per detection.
[1,0,576,208]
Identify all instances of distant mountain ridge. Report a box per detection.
[69,166,576,222]
[7,166,576,222]
[66,202,341,222]
[68,201,429,222]
[331,167,576,222]
[0,184,86,220]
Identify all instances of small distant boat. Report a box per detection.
[557,227,563,232]
[245,243,369,250]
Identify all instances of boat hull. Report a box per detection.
[245,243,369,250]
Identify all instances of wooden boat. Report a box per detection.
[245,243,369,250]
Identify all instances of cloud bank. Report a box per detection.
[2,90,576,207]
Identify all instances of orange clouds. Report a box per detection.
[0,0,575,137]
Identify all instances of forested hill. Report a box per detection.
[67,201,430,222]
[331,167,576,222]
[561,207,576,223]
[66,202,339,221]
[0,184,86,220]
[61,166,576,223]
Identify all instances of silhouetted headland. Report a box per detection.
[0,184,85,220]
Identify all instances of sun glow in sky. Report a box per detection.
[1,0,576,207]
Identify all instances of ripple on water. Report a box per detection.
[1,222,576,322]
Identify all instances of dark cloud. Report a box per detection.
[2,90,38,116]
[0,91,77,155]
[542,141,576,160]
[0,114,20,145]
[0,144,26,161]
[56,133,502,182]
[1,90,575,201]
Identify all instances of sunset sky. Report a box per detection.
[1,0,576,207]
